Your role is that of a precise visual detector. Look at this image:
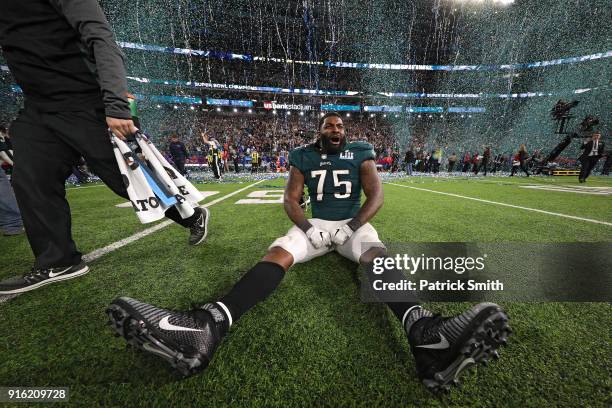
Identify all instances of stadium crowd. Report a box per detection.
[0,113,608,181]
[156,114,607,176]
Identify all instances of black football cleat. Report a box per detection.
[188,207,210,246]
[106,296,227,376]
[405,303,511,394]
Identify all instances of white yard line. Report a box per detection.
[518,185,611,195]
[386,182,612,227]
[67,184,107,190]
[0,180,265,304]
[84,182,262,262]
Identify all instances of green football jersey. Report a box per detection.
[289,141,376,221]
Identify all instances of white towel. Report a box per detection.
[111,134,169,223]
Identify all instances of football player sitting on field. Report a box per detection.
[106,112,511,393]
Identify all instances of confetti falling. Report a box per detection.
[1,0,609,159]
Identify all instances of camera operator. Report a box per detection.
[578,131,605,183]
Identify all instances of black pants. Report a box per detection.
[173,158,186,175]
[475,159,488,176]
[211,156,221,179]
[10,106,192,269]
[579,157,599,181]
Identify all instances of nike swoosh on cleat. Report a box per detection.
[198,210,206,227]
[417,333,450,349]
[48,267,72,278]
[159,316,203,332]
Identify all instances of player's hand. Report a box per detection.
[331,224,354,246]
[305,226,331,249]
[107,117,138,140]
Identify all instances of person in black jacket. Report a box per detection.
[578,131,605,183]
[0,0,209,295]
[404,148,415,176]
[168,134,189,175]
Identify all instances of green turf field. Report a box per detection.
[1,175,611,406]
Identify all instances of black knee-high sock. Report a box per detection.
[361,257,420,327]
[218,261,285,322]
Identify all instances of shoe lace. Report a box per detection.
[421,315,446,340]
[23,267,47,281]
[190,302,209,314]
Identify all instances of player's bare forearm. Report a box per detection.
[284,166,309,231]
[353,159,383,225]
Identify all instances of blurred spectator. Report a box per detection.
[168,134,189,175]
[0,163,23,236]
[471,151,480,174]
[462,152,471,172]
[475,147,491,176]
[404,148,415,175]
[510,144,530,177]
[447,152,457,173]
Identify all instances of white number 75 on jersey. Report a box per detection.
[311,170,352,201]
